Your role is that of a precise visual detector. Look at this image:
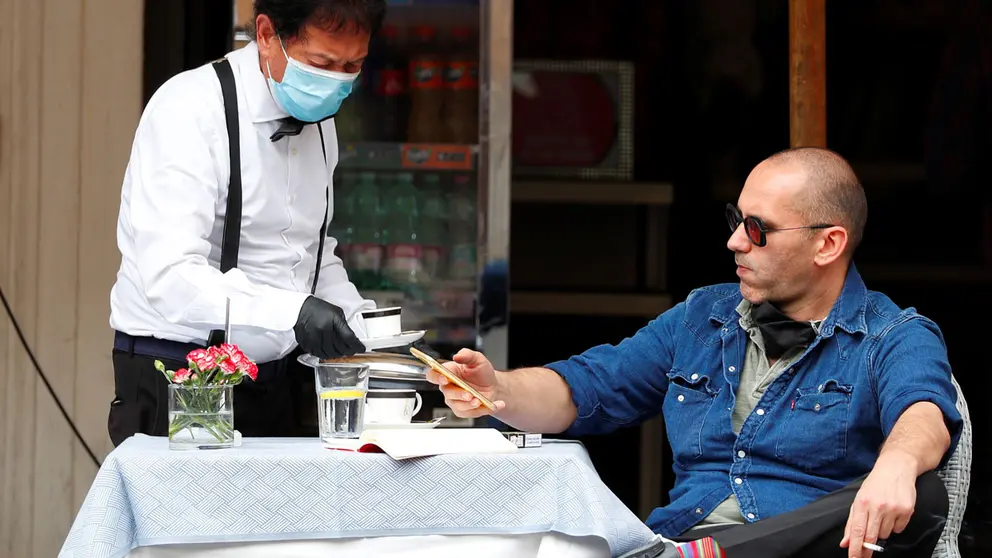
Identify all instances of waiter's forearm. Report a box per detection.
[143,263,310,333]
[493,367,578,434]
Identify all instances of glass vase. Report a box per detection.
[168,384,234,450]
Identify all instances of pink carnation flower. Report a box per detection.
[218,358,238,375]
[187,348,216,372]
[218,343,257,380]
[242,361,259,381]
[172,368,192,384]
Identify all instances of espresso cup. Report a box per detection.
[364,389,422,424]
[361,307,403,339]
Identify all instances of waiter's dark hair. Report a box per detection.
[248,0,387,40]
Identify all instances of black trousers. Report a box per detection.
[108,336,319,447]
[672,471,949,558]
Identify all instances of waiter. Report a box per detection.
[108,0,388,446]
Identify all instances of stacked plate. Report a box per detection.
[297,352,440,391]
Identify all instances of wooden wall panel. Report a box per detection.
[0,0,12,549]
[75,0,145,501]
[32,0,84,554]
[0,0,144,553]
[3,0,43,553]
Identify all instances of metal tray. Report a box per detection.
[298,352,441,391]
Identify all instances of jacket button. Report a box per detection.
[728,366,736,372]
[677,395,685,402]
[695,508,704,515]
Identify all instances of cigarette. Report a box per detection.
[862,542,884,552]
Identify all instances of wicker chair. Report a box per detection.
[933,375,973,558]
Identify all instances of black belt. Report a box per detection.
[114,331,292,382]
[114,331,206,363]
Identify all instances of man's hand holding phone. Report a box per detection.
[425,349,507,418]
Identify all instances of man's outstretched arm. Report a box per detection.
[427,302,688,436]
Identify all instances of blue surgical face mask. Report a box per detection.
[267,39,358,123]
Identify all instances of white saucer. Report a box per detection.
[359,330,426,351]
[364,419,442,430]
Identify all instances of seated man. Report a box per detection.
[427,147,963,558]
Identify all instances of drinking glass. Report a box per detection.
[313,363,370,443]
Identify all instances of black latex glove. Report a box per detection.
[379,338,442,360]
[294,296,365,359]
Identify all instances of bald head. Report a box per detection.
[763,147,868,253]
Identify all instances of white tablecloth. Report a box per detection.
[125,533,613,557]
[60,435,658,557]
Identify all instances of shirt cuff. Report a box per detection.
[238,289,310,332]
[545,358,601,436]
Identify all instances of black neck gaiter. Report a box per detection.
[750,301,817,360]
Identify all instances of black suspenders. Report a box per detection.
[207,58,330,347]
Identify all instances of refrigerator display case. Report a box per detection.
[233,0,512,372]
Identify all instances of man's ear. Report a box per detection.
[813,226,849,267]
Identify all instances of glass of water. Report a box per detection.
[313,363,370,443]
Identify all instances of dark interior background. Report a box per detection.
[145,0,991,553]
[506,0,990,553]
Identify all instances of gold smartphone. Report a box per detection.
[410,347,498,412]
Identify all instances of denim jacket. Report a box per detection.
[546,265,963,537]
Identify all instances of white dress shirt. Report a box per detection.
[110,42,374,363]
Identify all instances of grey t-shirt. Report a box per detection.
[695,300,820,528]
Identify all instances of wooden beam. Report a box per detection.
[789,0,827,147]
[511,292,672,318]
[512,180,674,206]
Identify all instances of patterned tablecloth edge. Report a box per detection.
[133,523,616,547]
[64,524,632,558]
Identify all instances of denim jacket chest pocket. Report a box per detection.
[774,379,854,473]
[663,368,720,466]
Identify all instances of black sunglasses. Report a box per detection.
[726,204,834,247]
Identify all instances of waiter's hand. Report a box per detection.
[294,296,365,359]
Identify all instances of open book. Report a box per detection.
[323,428,519,460]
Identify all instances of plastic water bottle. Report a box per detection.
[383,172,423,290]
[330,171,358,265]
[419,173,448,280]
[448,173,476,280]
[349,172,385,290]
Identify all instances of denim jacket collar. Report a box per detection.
[709,264,869,337]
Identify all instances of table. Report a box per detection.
[60,435,659,557]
